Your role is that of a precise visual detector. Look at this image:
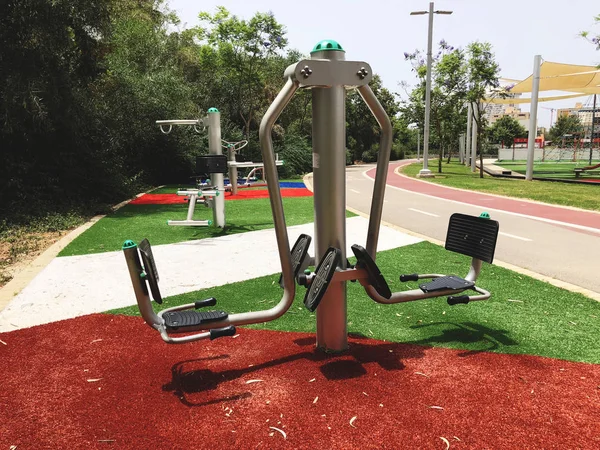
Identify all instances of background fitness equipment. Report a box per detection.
[123,40,499,350]
[157,108,225,228]
[223,139,284,195]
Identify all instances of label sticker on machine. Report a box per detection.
[313,153,320,169]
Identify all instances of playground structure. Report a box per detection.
[158,111,285,226]
[157,108,226,227]
[222,139,284,195]
[123,40,500,352]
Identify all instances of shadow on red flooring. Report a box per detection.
[1,314,599,449]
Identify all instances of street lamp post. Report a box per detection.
[410,2,452,177]
[408,123,421,160]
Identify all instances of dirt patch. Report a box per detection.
[0,230,65,288]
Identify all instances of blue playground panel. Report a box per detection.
[279,181,306,188]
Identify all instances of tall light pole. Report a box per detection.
[410,3,453,177]
[408,123,421,160]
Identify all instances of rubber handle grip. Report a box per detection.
[210,326,236,340]
[195,297,217,309]
[447,295,470,306]
[400,274,419,282]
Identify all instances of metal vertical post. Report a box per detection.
[589,94,597,165]
[228,146,238,196]
[465,103,472,166]
[311,43,348,353]
[526,55,541,181]
[207,108,225,227]
[470,104,478,172]
[420,1,435,177]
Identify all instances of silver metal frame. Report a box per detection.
[157,111,226,228]
[125,45,495,349]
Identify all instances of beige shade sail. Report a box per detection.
[508,61,600,94]
[486,93,586,104]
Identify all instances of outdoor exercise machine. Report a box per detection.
[123,40,499,349]
[157,108,226,227]
[222,139,284,195]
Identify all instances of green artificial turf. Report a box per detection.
[402,161,600,211]
[60,196,353,256]
[110,241,600,364]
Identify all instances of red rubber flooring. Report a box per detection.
[375,162,600,230]
[130,188,313,205]
[1,314,599,449]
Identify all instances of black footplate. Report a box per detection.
[304,247,340,312]
[351,245,391,299]
[164,310,228,330]
[419,275,474,293]
[280,234,312,288]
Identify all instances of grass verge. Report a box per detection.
[60,197,354,256]
[402,161,600,211]
[110,241,600,364]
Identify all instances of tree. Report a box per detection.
[346,74,402,162]
[402,41,468,172]
[488,115,527,146]
[580,14,600,50]
[193,8,288,145]
[465,41,502,178]
[548,114,583,142]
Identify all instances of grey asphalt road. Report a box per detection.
[341,164,600,295]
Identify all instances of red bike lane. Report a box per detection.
[366,162,600,231]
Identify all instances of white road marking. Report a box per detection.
[408,208,439,218]
[499,232,532,242]
[350,189,361,194]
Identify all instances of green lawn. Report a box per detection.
[402,161,600,211]
[496,161,600,179]
[60,196,350,256]
[111,241,600,364]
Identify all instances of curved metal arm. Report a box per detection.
[357,85,393,259]
[362,257,488,304]
[222,139,249,152]
[156,119,206,134]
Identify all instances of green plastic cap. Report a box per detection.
[122,239,137,250]
[311,39,344,53]
[207,107,219,113]
[479,212,491,219]
[208,220,213,226]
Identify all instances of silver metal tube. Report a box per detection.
[178,78,299,329]
[470,104,478,172]
[312,49,348,353]
[155,119,200,126]
[357,85,393,259]
[420,1,435,175]
[465,103,472,166]
[208,111,226,227]
[123,246,163,329]
[228,146,238,195]
[526,55,541,181]
[363,258,486,304]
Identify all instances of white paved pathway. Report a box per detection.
[0,216,422,332]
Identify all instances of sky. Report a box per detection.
[166,0,600,128]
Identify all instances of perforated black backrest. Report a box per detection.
[196,155,228,174]
[445,213,499,264]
